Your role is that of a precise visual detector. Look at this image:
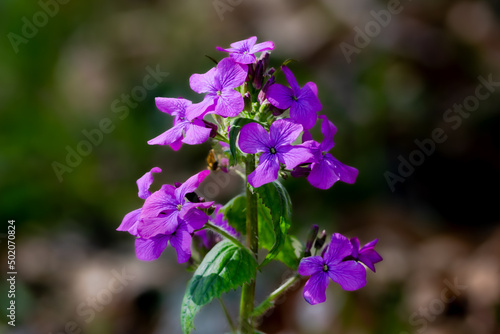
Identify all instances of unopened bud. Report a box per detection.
[314,230,327,250]
[304,224,319,257]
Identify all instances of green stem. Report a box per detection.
[238,154,258,333]
[252,274,302,318]
[219,298,236,333]
[205,221,245,250]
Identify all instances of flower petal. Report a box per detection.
[324,233,353,265]
[238,122,270,154]
[281,66,301,93]
[307,157,338,190]
[141,184,178,218]
[318,115,337,152]
[117,208,141,234]
[230,53,256,65]
[251,41,275,53]
[215,58,248,89]
[175,170,211,202]
[277,145,316,170]
[270,119,303,148]
[183,119,212,145]
[135,234,171,261]
[137,212,179,239]
[266,83,293,110]
[323,154,358,184]
[190,67,217,94]
[229,36,257,50]
[181,207,210,232]
[185,96,216,121]
[136,167,162,200]
[327,261,366,291]
[170,223,192,263]
[155,97,191,117]
[247,152,280,188]
[350,237,360,259]
[303,272,329,305]
[214,89,244,117]
[147,122,187,150]
[298,256,324,276]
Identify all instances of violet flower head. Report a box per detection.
[148,98,212,150]
[350,237,383,272]
[298,233,367,305]
[266,66,322,130]
[238,119,317,188]
[303,115,359,189]
[216,36,275,64]
[132,170,214,263]
[186,58,248,120]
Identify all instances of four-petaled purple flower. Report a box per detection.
[298,233,367,305]
[186,58,248,120]
[297,115,358,189]
[266,65,322,130]
[216,36,275,64]
[238,119,318,188]
[148,97,213,150]
[350,237,383,272]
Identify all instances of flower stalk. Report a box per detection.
[239,153,259,333]
[252,274,302,318]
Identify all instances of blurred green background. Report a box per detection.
[1,0,500,333]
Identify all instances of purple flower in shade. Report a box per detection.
[117,167,162,236]
[298,233,367,305]
[186,58,248,120]
[238,119,318,188]
[131,170,214,263]
[216,36,275,65]
[266,66,322,130]
[147,98,213,150]
[297,115,358,190]
[350,238,383,272]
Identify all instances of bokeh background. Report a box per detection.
[1,0,500,333]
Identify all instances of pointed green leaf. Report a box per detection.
[255,181,292,267]
[219,195,247,235]
[274,235,303,270]
[181,240,257,334]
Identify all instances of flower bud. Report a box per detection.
[304,224,319,257]
[314,230,327,250]
[203,120,218,138]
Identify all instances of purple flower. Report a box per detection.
[266,66,322,130]
[350,238,383,272]
[147,98,213,150]
[216,36,275,64]
[138,170,213,239]
[298,233,366,305]
[124,170,213,263]
[238,119,317,188]
[186,58,248,120]
[296,115,358,189]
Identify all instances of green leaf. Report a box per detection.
[274,235,303,270]
[255,181,292,267]
[219,195,247,235]
[181,240,257,334]
[228,118,259,165]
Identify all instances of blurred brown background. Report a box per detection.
[1,0,500,333]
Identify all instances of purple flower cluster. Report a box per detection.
[298,233,382,305]
[119,37,381,309]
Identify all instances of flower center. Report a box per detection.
[217,90,222,96]
[176,204,183,211]
[270,147,277,154]
[323,264,329,272]
[292,95,298,101]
